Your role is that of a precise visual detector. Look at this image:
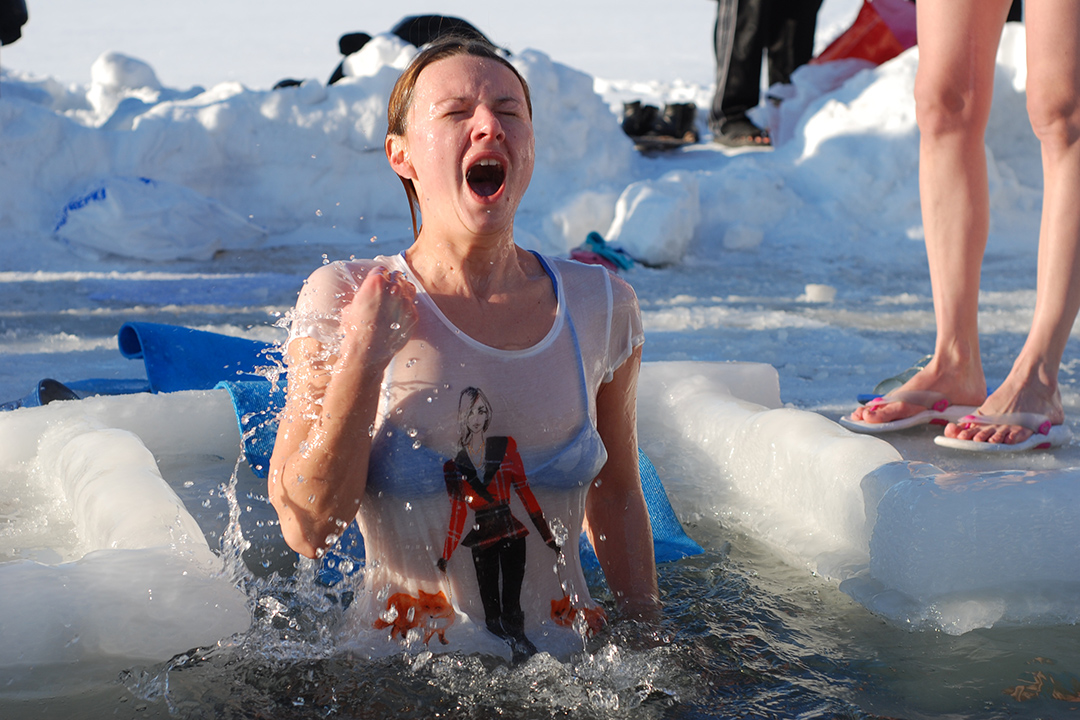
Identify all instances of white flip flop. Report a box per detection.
[933,413,1072,452]
[839,390,978,435]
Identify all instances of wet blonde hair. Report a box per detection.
[386,36,533,239]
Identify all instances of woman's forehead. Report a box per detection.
[414,54,526,103]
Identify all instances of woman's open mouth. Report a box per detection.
[466,158,505,198]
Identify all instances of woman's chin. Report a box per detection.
[460,201,520,237]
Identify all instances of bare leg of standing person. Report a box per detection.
[850,0,1011,426]
[944,0,1080,444]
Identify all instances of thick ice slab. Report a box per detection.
[847,464,1080,634]
[639,361,1080,634]
[639,360,901,579]
[0,391,250,672]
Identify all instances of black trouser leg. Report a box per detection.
[498,537,527,634]
[765,0,823,87]
[472,544,503,632]
[711,0,768,129]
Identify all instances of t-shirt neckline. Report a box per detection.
[395,250,564,357]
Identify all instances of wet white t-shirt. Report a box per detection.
[288,252,643,659]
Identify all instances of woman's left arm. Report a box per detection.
[585,344,660,619]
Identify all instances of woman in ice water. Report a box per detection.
[268,36,659,659]
[845,0,1080,451]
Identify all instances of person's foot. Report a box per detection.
[850,357,986,426]
[943,369,1064,445]
[711,117,771,148]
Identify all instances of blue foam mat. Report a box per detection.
[118,321,281,393]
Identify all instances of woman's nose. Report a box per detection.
[471,105,505,141]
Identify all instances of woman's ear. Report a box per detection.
[386,134,415,180]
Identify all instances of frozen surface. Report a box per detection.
[640,363,1080,636]
[0,393,251,674]
[851,464,1080,635]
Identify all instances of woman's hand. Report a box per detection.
[338,266,418,370]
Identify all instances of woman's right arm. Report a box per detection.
[268,267,416,558]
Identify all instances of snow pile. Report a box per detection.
[0,36,638,261]
[54,176,268,260]
[606,171,700,267]
[0,25,1042,272]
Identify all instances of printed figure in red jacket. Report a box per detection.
[438,386,561,658]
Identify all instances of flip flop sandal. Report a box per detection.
[839,390,978,434]
[933,413,1072,452]
[713,118,771,148]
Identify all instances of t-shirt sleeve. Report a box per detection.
[287,260,374,350]
[603,272,645,383]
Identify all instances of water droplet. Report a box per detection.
[404,502,413,512]
[390,322,400,330]
[406,358,417,368]
[412,440,421,449]
[598,534,607,542]
[407,428,418,438]
[315,209,323,217]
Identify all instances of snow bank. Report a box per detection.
[0,38,637,260]
[54,176,267,260]
[0,25,1042,272]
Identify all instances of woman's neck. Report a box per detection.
[405,232,531,302]
[403,230,556,351]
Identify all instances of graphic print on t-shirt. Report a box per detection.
[437,386,561,659]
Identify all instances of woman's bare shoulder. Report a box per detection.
[299,256,397,304]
